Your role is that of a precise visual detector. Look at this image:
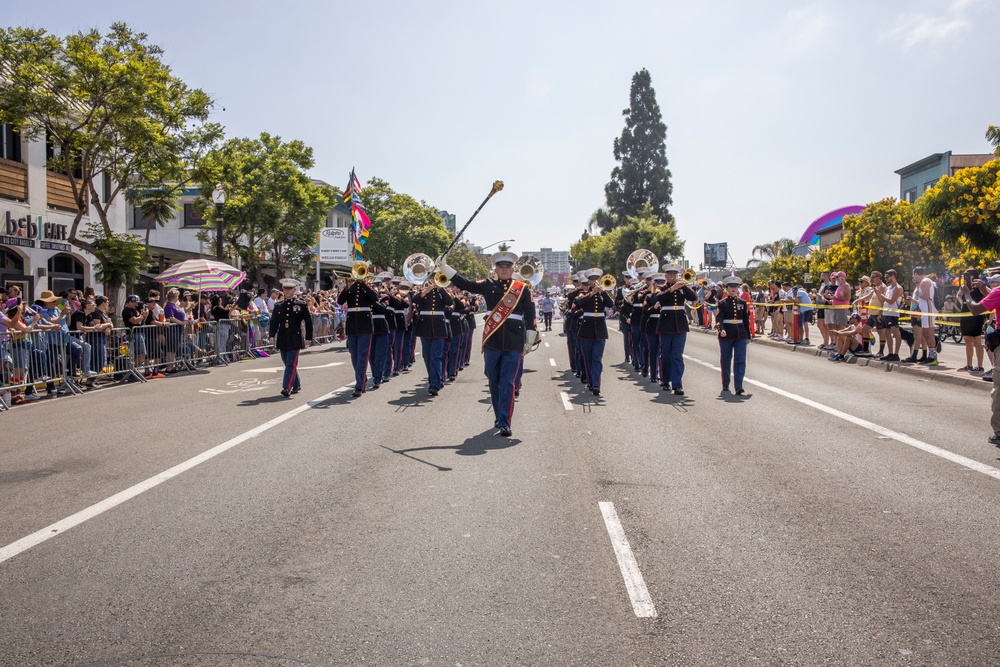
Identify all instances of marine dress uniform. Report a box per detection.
[564,277,583,374]
[615,282,632,364]
[572,269,614,395]
[369,277,393,389]
[629,273,650,374]
[642,274,667,384]
[441,251,537,437]
[717,276,751,394]
[268,279,314,398]
[649,264,697,395]
[389,278,407,376]
[337,272,380,397]
[411,283,454,395]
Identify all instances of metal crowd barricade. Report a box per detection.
[245,316,272,357]
[67,327,144,387]
[217,318,246,363]
[129,323,163,377]
[310,312,339,344]
[0,330,60,407]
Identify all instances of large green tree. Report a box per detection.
[359,177,450,272]
[571,202,683,278]
[603,69,673,230]
[196,133,336,285]
[0,24,220,269]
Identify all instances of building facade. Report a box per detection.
[0,124,125,301]
[896,151,994,203]
[519,247,570,285]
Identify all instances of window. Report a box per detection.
[45,133,83,178]
[0,125,21,162]
[902,188,917,203]
[103,173,112,203]
[132,206,157,229]
[183,203,204,227]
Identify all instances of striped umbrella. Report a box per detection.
[162,269,246,292]
[156,259,245,292]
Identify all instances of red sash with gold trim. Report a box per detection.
[482,279,525,348]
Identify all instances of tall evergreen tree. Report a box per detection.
[604,69,673,229]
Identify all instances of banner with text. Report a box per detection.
[319,227,352,264]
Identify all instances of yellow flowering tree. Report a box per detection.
[917,159,1000,252]
[808,198,940,285]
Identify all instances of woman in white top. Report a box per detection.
[912,266,938,364]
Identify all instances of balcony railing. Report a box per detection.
[0,158,28,202]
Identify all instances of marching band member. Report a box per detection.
[411,277,454,396]
[389,277,407,376]
[398,280,415,373]
[717,276,751,394]
[446,286,466,382]
[649,264,697,394]
[615,274,632,364]
[630,270,651,375]
[439,251,536,437]
[572,268,613,395]
[337,267,380,397]
[368,272,393,390]
[564,274,583,375]
[642,274,666,385]
[267,279,313,398]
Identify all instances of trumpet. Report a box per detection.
[599,274,617,292]
[352,261,372,281]
[682,268,697,282]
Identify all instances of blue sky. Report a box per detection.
[10,0,999,268]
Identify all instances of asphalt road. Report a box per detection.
[2,322,999,666]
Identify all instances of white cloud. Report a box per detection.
[888,0,980,47]
[784,7,831,52]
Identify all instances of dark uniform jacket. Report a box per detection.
[451,274,536,352]
[268,297,313,350]
[617,288,633,325]
[337,282,380,335]
[632,289,650,329]
[716,296,751,340]
[389,294,407,330]
[563,287,583,334]
[651,282,698,334]
[465,295,479,330]
[412,287,454,338]
[372,296,391,335]
[572,290,613,339]
[641,291,661,335]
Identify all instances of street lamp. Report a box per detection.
[212,188,225,261]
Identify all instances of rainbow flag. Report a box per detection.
[343,168,371,260]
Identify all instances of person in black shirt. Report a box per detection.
[410,279,454,395]
[337,268,381,397]
[571,268,614,395]
[717,276,751,394]
[649,265,697,394]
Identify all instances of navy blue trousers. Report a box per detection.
[621,320,632,361]
[392,329,404,373]
[566,330,578,372]
[446,335,461,378]
[646,331,660,381]
[719,337,748,390]
[370,332,390,384]
[279,349,301,393]
[347,334,372,391]
[630,323,645,371]
[484,347,520,429]
[658,333,687,390]
[421,337,446,390]
[579,338,606,389]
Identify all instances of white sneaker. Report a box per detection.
[23,393,40,402]
[85,371,98,378]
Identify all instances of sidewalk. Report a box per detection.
[690,325,993,393]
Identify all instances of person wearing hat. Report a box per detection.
[337,265,381,397]
[614,277,632,365]
[564,273,584,375]
[640,274,668,385]
[649,264,697,394]
[366,272,393,389]
[716,276,751,394]
[268,279,313,398]
[439,251,537,437]
[571,268,614,395]
[628,271,650,375]
[411,274,454,396]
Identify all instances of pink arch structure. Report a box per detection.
[799,205,866,245]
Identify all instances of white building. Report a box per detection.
[0,124,126,300]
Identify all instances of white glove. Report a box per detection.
[438,257,457,279]
[523,330,537,355]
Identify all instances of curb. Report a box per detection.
[691,327,993,393]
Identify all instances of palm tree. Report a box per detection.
[746,237,796,267]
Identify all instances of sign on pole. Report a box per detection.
[319,227,352,263]
[704,242,728,268]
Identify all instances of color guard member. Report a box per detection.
[717,275,751,394]
[268,279,313,398]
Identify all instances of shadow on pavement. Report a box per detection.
[378,429,522,471]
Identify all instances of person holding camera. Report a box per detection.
[956,268,988,373]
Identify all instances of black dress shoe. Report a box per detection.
[280,389,290,398]
[291,387,300,394]
[672,388,684,396]
[351,390,362,397]
[735,388,745,395]
[370,382,380,390]
[392,371,400,376]
[721,386,730,392]
[514,390,520,398]
[641,369,648,377]
[499,427,512,437]
[592,387,600,396]
[428,387,439,396]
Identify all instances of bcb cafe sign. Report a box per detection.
[1,210,72,252]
